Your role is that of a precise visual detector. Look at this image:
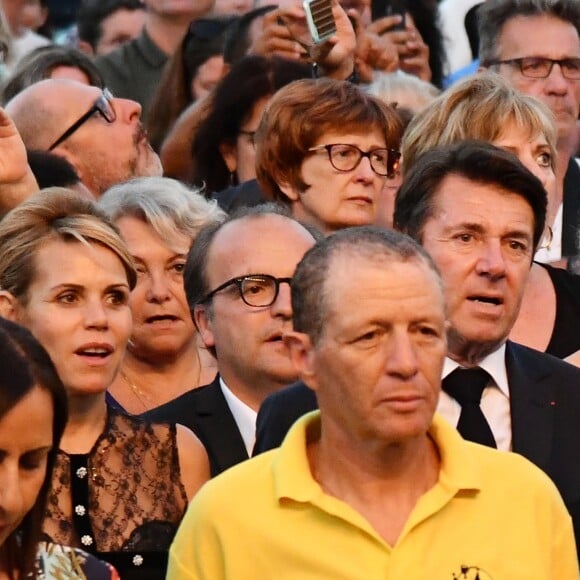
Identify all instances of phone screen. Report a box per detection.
[303,0,337,44]
[371,0,406,29]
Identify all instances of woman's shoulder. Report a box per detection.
[35,542,120,579]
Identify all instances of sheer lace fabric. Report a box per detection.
[43,406,188,553]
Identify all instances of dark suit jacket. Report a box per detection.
[562,158,580,257]
[144,375,248,477]
[254,341,580,550]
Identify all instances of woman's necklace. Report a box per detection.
[120,349,203,412]
[120,370,155,412]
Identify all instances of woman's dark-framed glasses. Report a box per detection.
[48,88,116,151]
[308,143,401,178]
[200,274,292,307]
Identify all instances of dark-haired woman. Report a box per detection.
[0,316,119,578]
[0,188,209,579]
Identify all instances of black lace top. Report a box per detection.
[42,406,188,579]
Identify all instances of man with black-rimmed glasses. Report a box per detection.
[5,79,162,197]
[479,0,580,265]
[144,204,319,476]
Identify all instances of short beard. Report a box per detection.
[446,326,505,366]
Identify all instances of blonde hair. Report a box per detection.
[402,71,557,174]
[0,188,136,302]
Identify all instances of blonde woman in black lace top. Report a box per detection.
[0,189,210,579]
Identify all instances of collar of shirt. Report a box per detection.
[439,343,512,451]
[442,343,509,397]
[219,377,257,457]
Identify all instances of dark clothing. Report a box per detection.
[95,28,167,120]
[213,178,267,213]
[254,340,580,557]
[539,262,580,358]
[562,157,580,257]
[144,375,248,476]
[43,405,188,579]
[254,382,317,455]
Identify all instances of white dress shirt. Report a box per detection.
[437,343,512,451]
[219,378,257,456]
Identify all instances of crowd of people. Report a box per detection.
[0,0,578,578]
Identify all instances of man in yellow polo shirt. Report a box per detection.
[168,226,578,579]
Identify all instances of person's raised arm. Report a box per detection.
[368,12,431,81]
[0,107,38,215]
[250,0,356,81]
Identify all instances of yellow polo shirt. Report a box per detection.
[168,412,578,579]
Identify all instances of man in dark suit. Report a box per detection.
[146,204,317,475]
[255,142,580,551]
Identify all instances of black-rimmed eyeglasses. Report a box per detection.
[486,57,580,80]
[200,274,292,307]
[308,144,401,178]
[48,88,116,151]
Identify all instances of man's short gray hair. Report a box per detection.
[478,0,580,66]
[292,226,444,345]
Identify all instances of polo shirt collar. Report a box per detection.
[273,412,484,506]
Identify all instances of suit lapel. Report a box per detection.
[506,341,556,471]
[194,375,249,475]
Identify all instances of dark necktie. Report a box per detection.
[442,367,497,448]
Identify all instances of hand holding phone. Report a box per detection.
[371,0,406,30]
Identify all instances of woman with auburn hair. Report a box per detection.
[0,317,119,578]
[0,189,209,579]
[400,71,580,361]
[256,77,403,234]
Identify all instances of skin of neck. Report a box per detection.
[120,340,206,393]
[60,392,108,454]
[310,413,440,502]
[555,133,572,187]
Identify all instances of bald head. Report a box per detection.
[5,79,161,196]
[5,79,72,150]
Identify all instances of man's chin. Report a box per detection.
[138,151,163,177]
[447,328,507,365]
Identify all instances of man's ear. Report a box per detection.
[0,291,20,321]
[193,305,216,349]
[284,330,319,391]
[218,141,237,174]
[76,40,95,57]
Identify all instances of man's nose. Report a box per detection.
[475,240,507,279]
[270,280,292,319]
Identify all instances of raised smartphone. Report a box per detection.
[371,0,406,29]
[303,0,337,44]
